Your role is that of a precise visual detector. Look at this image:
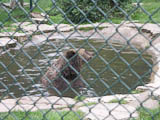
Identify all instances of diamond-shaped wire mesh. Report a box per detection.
[0,0,160,120]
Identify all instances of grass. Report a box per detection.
[0,0,159,25]
[108,99,128,104]
[0,6,30,26]
[77,102,97,108]
[130,89,143,94]
[0,0,159,27]
[0,0,159,32]
[0,25,17,32]
[82,102,97,107]
[0,110,84,120]
[78,26,106,31]
[131,0,160,23]
[1,106,159,120]
[74,96,86,101]
[136,107,160,120]
[49,14,65,24]
[110,18,124,24]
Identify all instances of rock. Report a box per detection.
[2,3,11,7]
[101,26,149,48]
[101,94,127,103]
[1,99,17,105]
[130,96,159,109]
[146,43,160,89]
[18,96,76,105]
[122,20,139,24]
[30,12,49,24]
[13,32,32,41]
[136,86,151,91]
[134,41,160,103]
[17,96,43,105]
[14,104,35,111]
[0,99,17,112]
[150,87,160,100]
[0,103,15,112]
[41,13,49,18]
[84,95,128,104]
[31,34,64,44]
[58,26,74,32]
[12,22,31,27]
[77,23,112,29]
[79,103,138,120]
[0,96,76,112]
[132,3,143,6]
[143,99,159,109]
[23,24,55,33]
[84,97,100,103]
[84,94,140,105]
[128,91,160,109]
[32,18,48,24]
[2,2,29,8]
[143,23,160,35]
[30,12,44,18]
[0,37,17,48]
[126,23,160,36]
[53,24,74,32]
[0,32,32,42]
[30,12,49,18]
[31,32,82,44]
[130,34,150,49]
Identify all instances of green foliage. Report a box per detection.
[131,0,160,23]
[137,107,160,120]
[49,14,65,24]
[82,102,97,106]
[108,99,128,104]
[58,0,132,24]
[0,6,30,26]
[1,0,160,26]
[78,26,105,31]
[0,110,84,120]
[74,96,86,101]
[131,89,143,94]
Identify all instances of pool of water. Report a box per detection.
[0,39,152,98]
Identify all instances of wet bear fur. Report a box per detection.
[41,49,93,94]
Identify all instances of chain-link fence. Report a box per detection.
[0,0,160,120]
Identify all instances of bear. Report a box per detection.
[41,48,93,97]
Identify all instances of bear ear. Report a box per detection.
[65,49,76,59]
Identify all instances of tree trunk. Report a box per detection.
[10,0,16,9]
[10,0,24,9]
[20,0,24,7]
[109,0,115,8]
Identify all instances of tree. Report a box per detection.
[58,0,132,24]
[10,0,24,9]
[109,0,115,8]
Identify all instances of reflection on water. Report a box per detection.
[0,39,152,98]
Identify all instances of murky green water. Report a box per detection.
[0,39,152,98]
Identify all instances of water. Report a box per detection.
[0,39,152,98]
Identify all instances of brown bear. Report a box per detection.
[41,48,93,96]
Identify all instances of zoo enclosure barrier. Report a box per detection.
[0,0,160,120]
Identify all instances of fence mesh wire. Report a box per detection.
[0,0,160,120]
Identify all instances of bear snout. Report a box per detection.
[86,51,94,60]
